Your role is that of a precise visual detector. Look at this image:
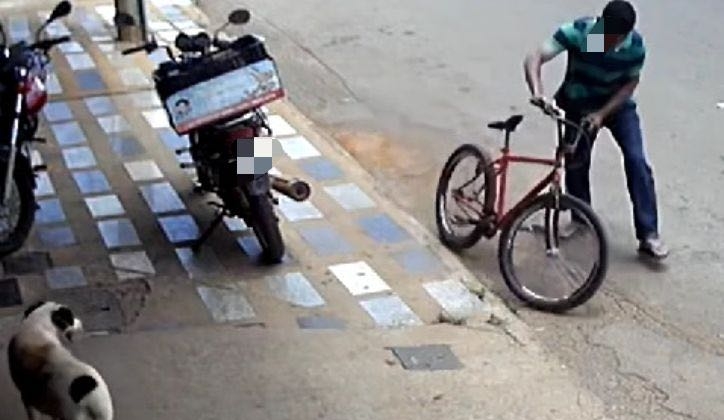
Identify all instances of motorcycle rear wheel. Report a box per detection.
[247,193,285,264]
[0,155,35,258]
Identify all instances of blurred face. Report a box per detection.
[604,32,627,52]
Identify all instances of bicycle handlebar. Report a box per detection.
[529,97,594,153]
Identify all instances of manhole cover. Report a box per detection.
[0,278,22,308]
[390,344,463,371]
[3,251,51,275]
[48,287,124,333]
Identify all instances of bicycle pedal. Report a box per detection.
[32,164,47,172]
[31,137,47,143]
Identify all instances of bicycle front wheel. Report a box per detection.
[498,192,609,312]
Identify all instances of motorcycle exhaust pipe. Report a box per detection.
[270,175,311,202]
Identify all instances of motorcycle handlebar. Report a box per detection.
[30,36,70,51]
[122,43,152,55]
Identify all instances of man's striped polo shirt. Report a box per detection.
[550,16,646,113]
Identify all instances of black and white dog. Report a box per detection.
[7,301,113,420]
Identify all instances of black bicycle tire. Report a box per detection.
[0,155,35,258]
[497,192,609,312]
[435,143,496,251]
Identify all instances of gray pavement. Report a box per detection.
[198,0,724,418]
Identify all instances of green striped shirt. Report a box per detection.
[549,16,646,112]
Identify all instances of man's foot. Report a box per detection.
[638,234,669,260]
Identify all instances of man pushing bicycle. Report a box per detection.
[523,0,668,259]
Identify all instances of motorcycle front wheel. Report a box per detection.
[247,193,285,264]
[0,155,35,258]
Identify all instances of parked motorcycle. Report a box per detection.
[116,9,311,264]
[0,1,72,257]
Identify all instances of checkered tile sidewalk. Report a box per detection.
[0,1,490,331]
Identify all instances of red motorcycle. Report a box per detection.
[0,1,71,257]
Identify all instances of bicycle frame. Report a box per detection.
[489,119,568,231]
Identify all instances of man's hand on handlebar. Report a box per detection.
[529,96,563,118]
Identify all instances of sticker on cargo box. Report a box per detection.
[165,59,285,134]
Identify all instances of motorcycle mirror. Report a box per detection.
[48,1,72,22]
[114,12,136,27]
[228,9,250,25]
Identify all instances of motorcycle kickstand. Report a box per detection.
[192,206,226,253]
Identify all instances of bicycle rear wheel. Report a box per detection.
[435,144,496,251]
[497,192,608,312]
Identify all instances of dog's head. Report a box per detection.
[23,301,83,341]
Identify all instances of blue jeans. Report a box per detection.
[563,102,659,240]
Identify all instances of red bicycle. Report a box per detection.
[435,98,609,312]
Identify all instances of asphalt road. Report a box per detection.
[200,1,724,418]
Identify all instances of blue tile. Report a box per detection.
[158,128,189,150]
[97,218,141,248]
[139,182,186,214]
[36,198,66,224]
[298,157,343,181]
[297,225,354,256]
[158,214,199,243]
[45,266,87,289]
[358,214,410,244]
[84,96,116,116]
[109,135,145,158]
[34,172,55,197]
[75,69,106,91]
[51,121,86,146]
[392,247,445,276]
[236,235,263,258]
[43,101,73,122]
[38,225,76,247]
[72,170,111,194]
[63,146,96,169]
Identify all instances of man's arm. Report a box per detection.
[595,77,639,119]
[524,38,564,98]
[593,49,645,120]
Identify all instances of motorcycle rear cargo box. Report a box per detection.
[154,34,285,135]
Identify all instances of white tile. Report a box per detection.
[278,136,320,160]
[84,195,125,218]
[91,35,114,43]
[97,115,130,134]
[224,217,248,232]
[323,183,376,210]
[156,30,179,43]
[268,115,297,136]
[119,68,151,87]
[110,251,156,280]
[59,41,84,53]
[197,285,256,322]
[268,272,325,308]
[328,261,391,296]
[148,20,173,31]
[423,279,489,320]
[277,195,323,221]
[143,109,170,128]
[66,53,96,70]
[124,160,164,181]
[97,43,115,52]
[359,295,423,328]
